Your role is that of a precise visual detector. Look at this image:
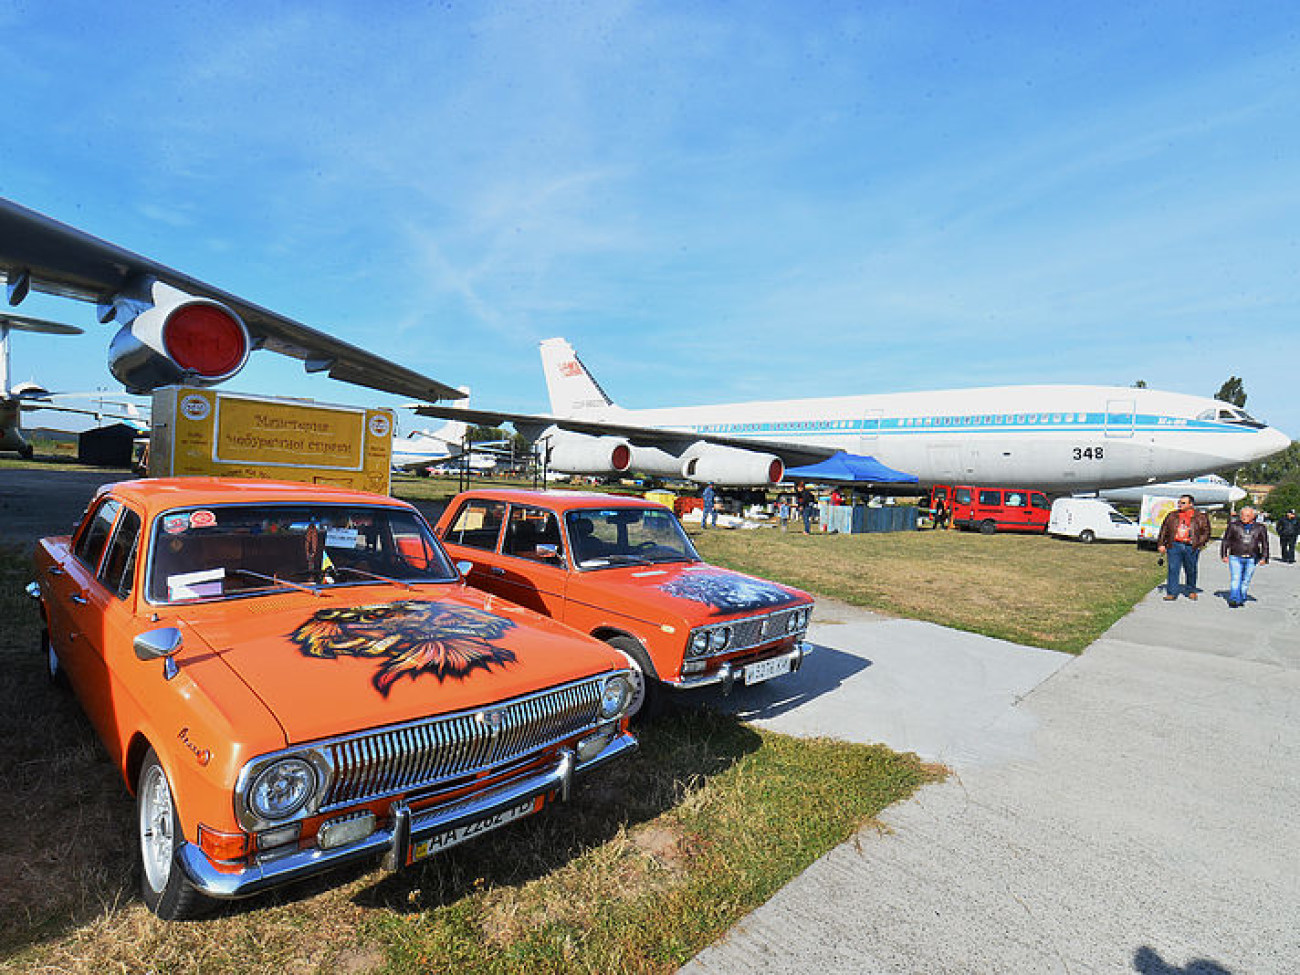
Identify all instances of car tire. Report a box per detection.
[979,519,997,535]
[137,748,209,920]
[605,635,662,723]
[1079,529,1096,544]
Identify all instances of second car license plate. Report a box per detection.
[743,655,793,685]
[409,795,543,863]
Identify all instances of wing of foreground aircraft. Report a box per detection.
[0,197,465,403]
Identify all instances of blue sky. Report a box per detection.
[3,2,1298,437]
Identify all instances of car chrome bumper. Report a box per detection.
[672,641,810,693]
[176,732,637,900]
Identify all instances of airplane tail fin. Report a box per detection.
[540,338,614,416]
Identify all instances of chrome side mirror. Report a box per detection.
[134,627,183,661]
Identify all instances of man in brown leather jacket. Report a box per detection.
[1220,506,1269,607]
[1156,495,1212,600]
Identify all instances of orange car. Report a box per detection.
[434,489,814,718]
[27,478,636,919]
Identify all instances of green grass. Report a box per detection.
[0,543,934,974]
[692,526,1165,653]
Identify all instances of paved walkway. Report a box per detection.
[684,549,1300,975]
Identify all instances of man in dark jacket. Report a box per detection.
[1276,509,1299,564]
[1156,495,1212,600]
[1221,506,1269,607]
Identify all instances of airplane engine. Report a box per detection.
[542,428,633,475]
[624,444,687,478]
[680,444,784,486]
[106,281,251,393]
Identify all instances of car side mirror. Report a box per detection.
[134,627,183,661]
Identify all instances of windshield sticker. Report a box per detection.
[190,510,217,529]
[325,527,360,549]
[659,571,796,615]
[162,514,190,535]
[290,600,517,695]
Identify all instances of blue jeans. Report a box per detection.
[1228,555,1258,604]
[1166,542,1200,597]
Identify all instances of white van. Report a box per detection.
[1048,498,1140,543]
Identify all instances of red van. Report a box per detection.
[932,484,1052,534]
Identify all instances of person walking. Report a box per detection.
[796,483,815,534]
[1276,508,1299,564]
[702,483,718,529]
[1156,495,1212,600]
[932,496,947,530]
[1221,506,1270,607]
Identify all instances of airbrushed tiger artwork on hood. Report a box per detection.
[658,570,798,615]
[290,600,518,695]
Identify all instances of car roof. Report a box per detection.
[97,477,414,518]
[451,488,663,511]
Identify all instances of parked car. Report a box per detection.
[935,484,1052,534]
[27,477,637,919]
[1048,497,1140,543]
[433,489,814,718]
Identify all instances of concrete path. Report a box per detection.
[684,551,1300,975]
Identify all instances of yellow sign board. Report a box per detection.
[150,387,393,494]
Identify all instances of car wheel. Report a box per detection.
[979,519,997,535]
[137,749,209,920]
[1079,529,1096,544]
[605,635,661,722]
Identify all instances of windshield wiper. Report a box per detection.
[327,565,415,591]
[226,567,323,597]
[577,553,652,568]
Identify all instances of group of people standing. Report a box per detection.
[703,482,817,533]
[1157,495,1292,608]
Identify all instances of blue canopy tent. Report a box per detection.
[784,451,917,485]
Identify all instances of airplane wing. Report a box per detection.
[412,403,840,468]
[0,197,465,403]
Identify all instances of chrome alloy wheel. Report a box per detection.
[139,761,176,894]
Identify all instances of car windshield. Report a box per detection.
[147,503,457,603]
[565,506,700,569]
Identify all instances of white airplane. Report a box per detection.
[415,337,1291,490]
[1095,474,1247,507]
[391,390,506,475]
[0,312,118,458]
[0,197,464,405]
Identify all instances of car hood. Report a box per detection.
[177,585,625,745]
[571,561,810,622]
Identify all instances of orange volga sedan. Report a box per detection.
[28,478,636,919]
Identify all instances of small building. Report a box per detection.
[78,423,138,468]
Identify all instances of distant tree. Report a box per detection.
[1261,477,1300,521]
[1229,440,1300,485]
[1215,377,1247,407]
[1131,379,1147,388]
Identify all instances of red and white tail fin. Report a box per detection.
[540,338,615,417]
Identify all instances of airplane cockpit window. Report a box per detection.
[1197,407,1267,429]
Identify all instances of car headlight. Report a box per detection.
[249,757,317,821]
[600,675,631,718]
[709,627,731,651]
[689,631,711,657]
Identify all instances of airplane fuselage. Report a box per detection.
[577,385,1289,491]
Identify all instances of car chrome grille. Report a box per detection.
[319,678,603,809]
[700,605,808,658]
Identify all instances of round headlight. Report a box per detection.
[689,631,710,656]
[600,675,631,718]
[786,612,798,632]
[249,758,316,821]
[709,627,731,651]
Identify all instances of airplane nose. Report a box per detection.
[1254,425,1292,461]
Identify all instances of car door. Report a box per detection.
[1029,492,1052,532]
[439,497,509,595]
[492,505,569,618]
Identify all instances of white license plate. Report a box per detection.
[409,796,542,862]
[743,655,793,685]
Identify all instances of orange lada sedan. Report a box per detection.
[27,478,636,919]
[434,489,814,719]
